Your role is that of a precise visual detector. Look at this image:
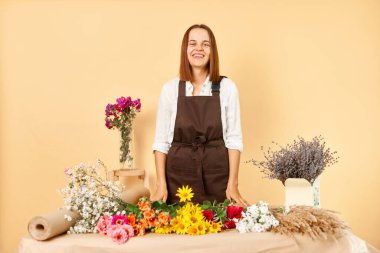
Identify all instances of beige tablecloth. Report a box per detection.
[18,229,379,253]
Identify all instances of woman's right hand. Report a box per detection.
[150,183,168,202]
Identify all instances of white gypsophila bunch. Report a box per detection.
[236,201,279,233]
[60,159,124,234]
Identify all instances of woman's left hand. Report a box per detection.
[226,184,249,207]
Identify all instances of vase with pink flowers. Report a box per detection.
[105,96,141,169]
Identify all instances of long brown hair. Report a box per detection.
[179,24,221,83]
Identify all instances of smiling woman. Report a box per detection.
[151,24,247,207]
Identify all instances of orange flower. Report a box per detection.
[158,212,171,225]
[127,214,136,226]
[138,219,148,229]
[134,224,146,236]
[143,210,155,220]
[138,200,152,211]
[148,218,158,227]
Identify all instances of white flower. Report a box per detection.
[235,201,280,234]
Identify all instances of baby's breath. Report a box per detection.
[60,160,124,234]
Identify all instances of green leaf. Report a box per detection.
[223,199,231,206]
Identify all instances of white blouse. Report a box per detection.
[152,75,243,154]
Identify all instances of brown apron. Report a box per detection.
[166,77,229,204]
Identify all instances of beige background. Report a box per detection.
[1,0,379,252]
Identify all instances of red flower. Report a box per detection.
[224,220,236,229]
[227,205,244,219]
[202,210,214,221]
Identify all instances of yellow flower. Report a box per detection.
[175,222,188,235]
[154,225,173,234]
[187,224,198,235]
[196,221,207,235]
[176,185,194,202]
[209,221,222,233]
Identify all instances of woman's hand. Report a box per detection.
[226,183,249,207]
[150,183,168,202]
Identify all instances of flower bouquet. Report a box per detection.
[105,96,141,169]
[61,161,280,244]
[247,135,340,207]
[247,135,339,184]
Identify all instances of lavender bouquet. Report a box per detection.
[247,135,339,184]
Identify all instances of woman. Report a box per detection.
[151,24,248,207]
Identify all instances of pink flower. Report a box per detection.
[133,99,141,111]
[97,215,112,235]
[64,168,73,180]
[227,205,244,219]
[111,215,129,225]
[107,224,135,244]
[124,224,135,237]
[105,119,113,129]
[202,210,214,221]
[108,225,129,244]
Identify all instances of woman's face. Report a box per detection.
[187,28,211,70]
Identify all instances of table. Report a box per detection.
[18,229,379,253]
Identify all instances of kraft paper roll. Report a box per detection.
[121,184,151,204]
[28,208,80,241]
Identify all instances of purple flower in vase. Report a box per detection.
[105,119,113,129]
[105,104,115,116]
[133,99,141,111]
[116,97,127,111]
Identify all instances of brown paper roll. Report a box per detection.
[121,184,151,204]
[28,208,80,241]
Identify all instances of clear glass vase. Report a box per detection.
[119,128,135,169]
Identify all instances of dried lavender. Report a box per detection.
[247,136,339,184]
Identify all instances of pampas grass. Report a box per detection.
[269,206,350,240]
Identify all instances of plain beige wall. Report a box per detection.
[1,0,380,252]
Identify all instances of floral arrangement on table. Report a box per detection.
[105,96,141,168]
[60,159,124,233]
[247,135,340,184]
[61,160,349,244]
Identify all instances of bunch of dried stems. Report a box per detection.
[248,135,339,184]
[269,206,349,240]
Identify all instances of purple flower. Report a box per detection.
[105,104,116,116]
[133,99,141,111]
[116,96,132,112]
[105,119,113,129]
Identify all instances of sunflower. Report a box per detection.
[176,185,194,202]
[154,225,173,234]
[175,222,188,235]
[196,221,207,235]
[187,225,198,235]
[209,221,222,233]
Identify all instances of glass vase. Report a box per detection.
[119,128,135,169]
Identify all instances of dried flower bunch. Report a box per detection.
[269,206,349,240]
[61,159,124,233]
[247,135,339,184]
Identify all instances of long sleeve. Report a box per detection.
[225,81,244,152]
[152,84,172,154]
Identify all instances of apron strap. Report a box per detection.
[179,80,186,97]
[180,76,227,97]
[212,76,227,96]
